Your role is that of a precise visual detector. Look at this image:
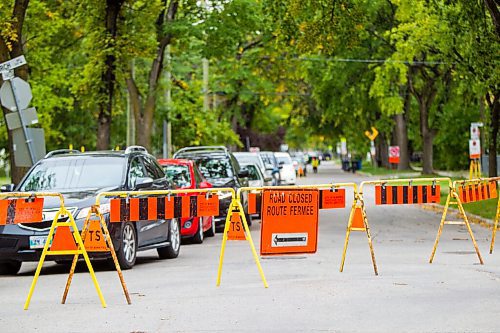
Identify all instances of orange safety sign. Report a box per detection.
[319,189,346,209]
[248,192,262,215]
[260,189,319,255]
[50,226,78,251]
[227,212,246,241]
[83,219,110,252]
[351,206,365,230]
[375,185,440,205]
[0,197,44,225]
[109,194,219,222]
[459,181,497,203]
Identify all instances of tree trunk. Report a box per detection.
[484,0,500,38]
[377,134,390,168]
[487,91,499,177]
[394,111,410,170]
[0,0,31,184]
[96,0,124,150]
[133,0,178,152]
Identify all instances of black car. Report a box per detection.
[173,146,250,231]
[0,146,181,275]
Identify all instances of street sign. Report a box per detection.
[5,107,38,130]
[470,124,480,140]
[260,189,319,255]
[469,139,481,159]
[0,56,26,73]
[12,128,46,167]
[389,146,400,164]
[340,137,347,155]
[364,127,379,141]
[0,77,33,111]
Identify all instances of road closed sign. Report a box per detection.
[260,189,319,255]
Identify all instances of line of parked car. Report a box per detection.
[0,145,304,274]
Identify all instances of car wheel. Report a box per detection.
[205,217,215,237]
[116,222,137,270]
[0,261,22,275]
[158,218,181,259]
[191,218,204,244]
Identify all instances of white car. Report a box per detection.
[274,152,296,185]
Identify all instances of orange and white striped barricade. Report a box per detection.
[0,192,106,309]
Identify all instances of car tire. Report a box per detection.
[0,261,22,275]
[116,222,137,270]
[157,218,181,259]
[205,217,215,237]
[191,218,204,244]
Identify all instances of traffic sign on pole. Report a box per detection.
[0,77,33,111]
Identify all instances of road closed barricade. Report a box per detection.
[346,177,484,275]
[216,183,357,286]
[0,192,107,310]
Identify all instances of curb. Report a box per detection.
[421,203,495,230]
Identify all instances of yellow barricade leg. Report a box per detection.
[430,190,483,264]
[340,193,378,275]
[490,197,500,254]
[216,198,268,288]
[62,208,131,305]
[24,208,106,310]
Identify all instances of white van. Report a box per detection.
[274,152,296,185]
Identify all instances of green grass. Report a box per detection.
[0,177,10,185]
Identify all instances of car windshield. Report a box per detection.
[163,164,191,188]
[19,156,125,191]
[276,156,292,165]
[196,158,234,179]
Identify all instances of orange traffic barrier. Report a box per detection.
[375,184,440,205]
[0,197,43,225]
[0,192,108,310]
[109,194,219,222]
[458,180,497,203]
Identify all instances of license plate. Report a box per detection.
[29,236,48,249]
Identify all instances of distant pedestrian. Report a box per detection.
[311,157,319,174]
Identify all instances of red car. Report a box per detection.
[157,159,215,243]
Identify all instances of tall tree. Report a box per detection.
[0,0,30,184]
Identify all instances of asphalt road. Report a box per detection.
[2,161,500,332]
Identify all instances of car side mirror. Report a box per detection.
[238,169,249,178]
[0,184,14,192]
[279,161,285,165]
[134,177,154,190]
[278,165,283,170]
[199,181,212,189]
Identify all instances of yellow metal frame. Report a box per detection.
[489,177,500,253]
[62,205,131,305]
[0,192,108,310]
[469,159,482,180]
[429,178,483,264]
[339,182,378,275]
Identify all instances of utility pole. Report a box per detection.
[126,59,136,147]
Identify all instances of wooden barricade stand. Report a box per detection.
[11,193,108,310]
[340,183,378,275]
[216,188,268,288]
[62,205,131,305]
[429,178,485,264]
[489,177,500,253]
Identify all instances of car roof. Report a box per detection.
[157,158,193,166]
[274,152,291,157]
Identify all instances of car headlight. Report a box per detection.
[76,203,111,219]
